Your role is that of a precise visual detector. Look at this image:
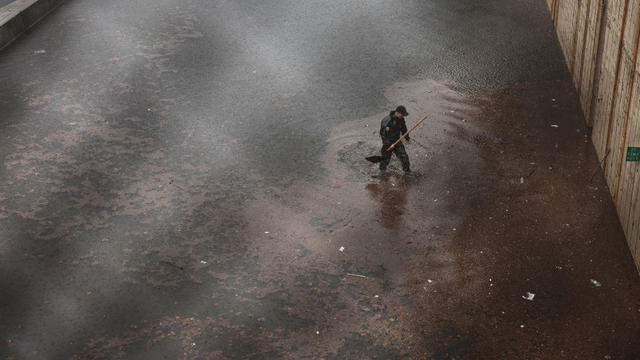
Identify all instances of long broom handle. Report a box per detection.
[386,115,428,151]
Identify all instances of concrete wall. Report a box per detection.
[0,0,67,51]
[547,0,640,269]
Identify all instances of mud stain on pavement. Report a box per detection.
[407,80,640,359]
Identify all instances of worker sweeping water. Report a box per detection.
[366,106,428,176]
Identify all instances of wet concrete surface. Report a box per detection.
[1,0,639,358]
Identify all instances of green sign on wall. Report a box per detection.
[627,147,640,162]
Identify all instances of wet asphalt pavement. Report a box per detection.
[2,0,640,358]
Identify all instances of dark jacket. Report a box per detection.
[380,112,410,143]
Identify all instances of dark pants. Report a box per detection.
[379,141,410,172]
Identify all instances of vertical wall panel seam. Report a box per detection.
[614,12,640,202]
[603,0,631,178]
[587,0,607,127]
[570,0,583,72]
[577,0,593,94]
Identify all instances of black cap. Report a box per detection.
[395,105,409,116]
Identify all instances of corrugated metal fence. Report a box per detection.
[547,0,640,270]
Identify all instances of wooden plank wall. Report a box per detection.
[547,0,640,270]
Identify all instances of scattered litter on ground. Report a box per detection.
[346,273,367,278]
[520,177,524,184]
[161,260,183,270]
[34,49,46,54]
[522,292,535,301]
[427,279,433,283]
[264,231,269,234]
[552,98,556,102]
[316,330,320,335]
[520,324,525,328]
[339,246,344,252]
[551,124,559,128]
[590,279,602,287]
[200,260,207,264]
[374,295,379,298]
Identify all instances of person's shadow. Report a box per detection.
[365,175,411,229]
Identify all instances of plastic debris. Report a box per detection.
[346,273,367,278]
[264,231,270,234]
[339,246,345,252]
[522,292,535,301]
[34,49,46,54]
[427,279,433,284]
[200,260,207,264]
[520,324,525,328]
[551,124,559,128]
[590,279,602,287]
[316,330,320,335]
[374,295,379,298]
[520,177,524,184]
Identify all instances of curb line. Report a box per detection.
[0,0,67,52]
